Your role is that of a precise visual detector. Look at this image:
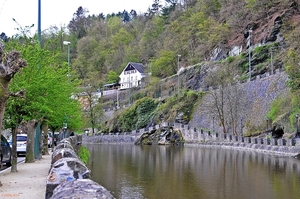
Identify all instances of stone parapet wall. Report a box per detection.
[175,123,300,157]
[83,133,142,144]
[45,135,115,199]
[83,122,300,157]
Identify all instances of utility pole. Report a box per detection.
[177,55,181,96]
[270,48,274,75]
[248,29,252,80]
[38,0,41,47]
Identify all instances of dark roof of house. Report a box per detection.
[124,62,145,73]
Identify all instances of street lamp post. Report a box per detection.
[266,117,269,133]
[213,116,215,133]
[63,41,71,79]
[38,0,41,47]
[248,29,252,80]
[296,114,299,138]
[117,88,119,109]
[177,55,181,96]
[240,117,243,136]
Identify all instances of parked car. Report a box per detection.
[1,134,12,167]
[8,134,27,156]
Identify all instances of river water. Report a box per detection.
[85,144,300,199]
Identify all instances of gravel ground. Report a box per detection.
[0,153,51,199]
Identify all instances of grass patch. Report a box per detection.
[78,146,90,164]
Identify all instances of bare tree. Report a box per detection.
[199,64,242,135]
[0,42,27,166]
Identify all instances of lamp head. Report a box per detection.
[63,41,71,45]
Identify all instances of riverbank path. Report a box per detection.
[0,153,51,199]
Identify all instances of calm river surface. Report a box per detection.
[85,144,300,199]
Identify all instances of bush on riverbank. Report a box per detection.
[78,146,90,164]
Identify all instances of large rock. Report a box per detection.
[50,179,115,199]
[135,126,184,145]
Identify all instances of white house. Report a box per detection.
[119,62,146,90]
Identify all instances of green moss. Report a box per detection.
[78,146,90,164]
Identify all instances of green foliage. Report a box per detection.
[78,145,90,164]
[4,36,83,132]
[267,97,284,121]
[225,56,235,63]
[117,97,158,131]
[285,49,300,92]
[245,0,257,8]
[234,53,249,73]
[153,90,202,123]
[151,51,177,78]
[267,92,294,131]
[252,45,269,64]
[107,71,120,83]
[111,28,133,47]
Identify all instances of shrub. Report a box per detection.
[78,146,90,164]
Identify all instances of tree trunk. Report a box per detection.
[42,124,49,155]
[0,42,27,154]
[23,120,38,163]
[10,126,18,172]
[0,78,10,153]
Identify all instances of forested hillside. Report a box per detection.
[2,0,300,134]
[38,0,299,87]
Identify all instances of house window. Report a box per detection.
[135,76,137,80]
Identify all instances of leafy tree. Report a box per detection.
[122,10,131,22]
[0,32,9,42]
[4,35,82,163]
[116,97,158,131]
[107,71,120,83]
[130,10,137,20]
[151,50,177,78]
[68,6,90,39]
[79,78,104,135]
[162,0,178,17]
[149,0,163,16]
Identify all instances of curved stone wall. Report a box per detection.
[45,135,115,199]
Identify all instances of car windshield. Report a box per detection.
[17,136,27,142]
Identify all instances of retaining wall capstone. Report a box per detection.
[45,135,115,199]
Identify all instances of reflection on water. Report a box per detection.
[86,144,300,199]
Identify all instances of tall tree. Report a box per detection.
[79,82,103,136]
[5,35,82,163]
[68,6,90,39]
[0,42,26,165]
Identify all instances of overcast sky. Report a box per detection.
[0,0,154,37]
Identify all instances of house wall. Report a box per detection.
[119,69,145,89]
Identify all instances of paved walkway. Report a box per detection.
[0,153,51,199]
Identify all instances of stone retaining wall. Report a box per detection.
[83,122,300,157]
[45,135,115,199]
